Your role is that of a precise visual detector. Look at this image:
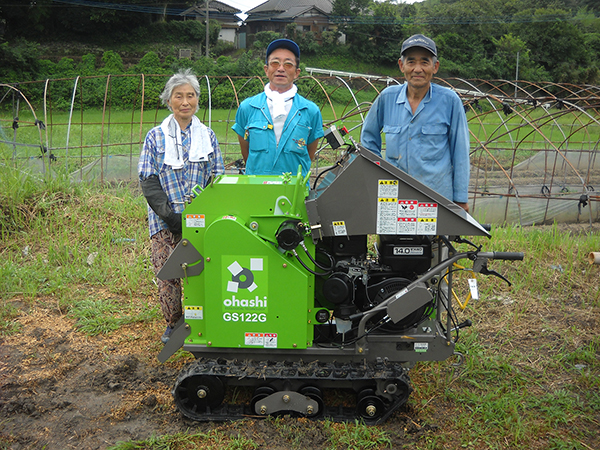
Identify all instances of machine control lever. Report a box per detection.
[451,319,472,332]
[477,262,511,286]
[460,319,472,328]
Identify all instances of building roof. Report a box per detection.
[245,0,333,23]
[246,0,333,17]
[180,1,242,21]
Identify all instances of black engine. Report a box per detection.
[315,234,436,338]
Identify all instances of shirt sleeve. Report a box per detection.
[208,129,225,176]
[231,101,248,138]
[360,94,384,157]
[449,95,471,203]
[308,105,324,144]
[138,128,159,180]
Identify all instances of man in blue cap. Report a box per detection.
[232,39,323,179]
[361,34,470,211]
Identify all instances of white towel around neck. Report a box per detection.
[160,115,212,169]
[264,83,297,119]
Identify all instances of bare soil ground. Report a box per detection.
[0,307,429,450]
[1,223,599,450]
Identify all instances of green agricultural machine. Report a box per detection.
[157,140,523,424]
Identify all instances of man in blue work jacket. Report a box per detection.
[361,34,470,211]
[232,39,324,179]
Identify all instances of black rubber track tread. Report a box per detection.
[172,357,412,425]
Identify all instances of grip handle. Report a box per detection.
[492,252,524,261]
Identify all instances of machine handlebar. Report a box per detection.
[491,252,525,261]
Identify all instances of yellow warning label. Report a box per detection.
[332,221,347,236]
[378,180,398,185]
[378,198,397,202]
[185,305,203,319]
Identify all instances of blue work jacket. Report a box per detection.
[361,83,470,203]
[232,92,324,179]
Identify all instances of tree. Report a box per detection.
[102,50,124,73]
[417,0,507,58]
[1,0,53,39]
[0,39,42,82]
[331,0,409,65]
[487,33,550,81]
[251,31,282,62]
[332,0,372,16]
[510,7,591,82]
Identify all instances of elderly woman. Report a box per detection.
[139,69,224,344]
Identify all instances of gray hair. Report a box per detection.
[159,69,201,112]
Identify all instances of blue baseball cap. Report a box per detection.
[266,39,300,63]
[401,34,437,57]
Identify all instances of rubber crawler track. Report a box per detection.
[172,357,412,425]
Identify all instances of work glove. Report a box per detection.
[140,175,182,234]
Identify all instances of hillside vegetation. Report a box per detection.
[1,0,599,85]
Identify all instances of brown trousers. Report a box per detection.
[151,229,182,327]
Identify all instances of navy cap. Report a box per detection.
[401,34,437,57]
[266,39,300,63]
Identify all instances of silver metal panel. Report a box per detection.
[307,145,490,239]
[157,317,191,363]
[182,328,455,364]
[386,283,432,323]
[157,239,204,281]
[254,391,319,416]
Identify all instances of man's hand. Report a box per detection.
[307,139,319,161]
[456,202,469,212]
[237,135,249,162]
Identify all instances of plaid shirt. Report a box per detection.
[139,120,225,237]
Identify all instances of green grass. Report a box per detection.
[0,104,360,171]
[324,420,393,449]
[469,224,600,306]
[106,418,392,450]
[0,302,21,336]
[3,102,598,179]
[0,160,155,309]
[0,153,598,449]
[396,223,600,449]
[69,298,160,335]
[108,429,259,450]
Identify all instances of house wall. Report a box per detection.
[247,21,285,35]
[247,11,331,44]
[294,15,330,36]
[218,28,236,44]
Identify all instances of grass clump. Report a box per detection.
[0,302,21,336]
[69,298,159,335]
[324,420,392,449]
[0,158,155,311]
[108,429,259,450]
